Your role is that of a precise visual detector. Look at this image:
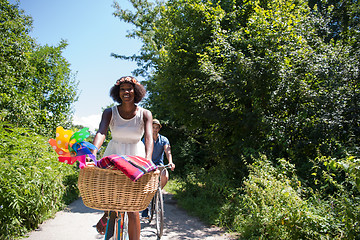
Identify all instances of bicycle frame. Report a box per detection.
[104,211,128,240]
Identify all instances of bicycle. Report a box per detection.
[147,164,172,239]
[78,165,160,240]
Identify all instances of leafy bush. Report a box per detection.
[0,123,79,239]
[340,156,360,192]
[233,156,359,239]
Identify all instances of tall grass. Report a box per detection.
[0,124,79,239]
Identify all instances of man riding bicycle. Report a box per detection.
[142,119,175,218]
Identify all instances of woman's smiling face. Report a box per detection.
[119,83,135,102]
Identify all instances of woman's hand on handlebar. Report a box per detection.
[85,151,97,166]
[86,155,95,162]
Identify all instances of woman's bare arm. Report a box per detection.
[91,108,112,156]
[143,109,153,161]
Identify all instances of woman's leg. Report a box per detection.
[96,211,108,235]
[127,211,140,240]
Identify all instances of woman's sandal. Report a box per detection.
[96,216,107,235]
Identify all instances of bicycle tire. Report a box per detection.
[155,187,164,239]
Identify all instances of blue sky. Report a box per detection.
[16,0,143,131]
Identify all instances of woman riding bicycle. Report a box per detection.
[89,76,153,240]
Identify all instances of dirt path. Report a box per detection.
[22,192,236,240]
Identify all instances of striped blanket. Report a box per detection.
[96,155,157,182]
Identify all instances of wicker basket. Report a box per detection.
[78,166,160,212]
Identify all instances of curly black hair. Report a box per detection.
[109,76,146,104]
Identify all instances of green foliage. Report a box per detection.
[115,0,360,172]
[340,156,360,191]
[235,156,360,239]
[25,41,79,135]
[171,166,233,225]
[0,0,78,137]
[235,157,329,239]
[168,159,247,226]
[0,123,79,239]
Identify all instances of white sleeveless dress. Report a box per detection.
[103,106,146,158]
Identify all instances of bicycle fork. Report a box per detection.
[104,211,127,240]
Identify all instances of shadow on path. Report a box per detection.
[66,197,103,214]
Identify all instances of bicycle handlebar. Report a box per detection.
[157,164,173,174]
[161,164,172,169]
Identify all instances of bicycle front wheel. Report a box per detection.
[155,187,164,239]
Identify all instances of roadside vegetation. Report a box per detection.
[0,1,79,239]
[0,123,79,239]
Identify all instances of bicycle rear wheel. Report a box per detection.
[155,187,164,239]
